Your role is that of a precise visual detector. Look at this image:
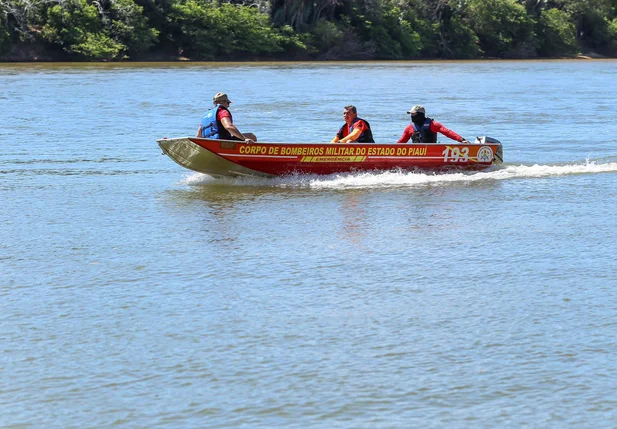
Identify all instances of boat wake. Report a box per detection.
[178,159,617,189]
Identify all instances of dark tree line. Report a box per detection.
[1,0,616,60]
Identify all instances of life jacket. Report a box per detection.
[337,117,375,143]
[200,105,233,140]
[411,118,437,143]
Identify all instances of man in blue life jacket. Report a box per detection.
[397,105,470,144]
[197,92,257,143]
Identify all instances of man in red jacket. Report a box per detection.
[397,105,470,144]
[331,105,375,143]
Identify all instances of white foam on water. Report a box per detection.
[179,173,219,186]
[177,159,617,190]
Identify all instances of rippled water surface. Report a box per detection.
[2,61,617,428]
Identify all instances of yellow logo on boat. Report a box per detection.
[476,146,494,162]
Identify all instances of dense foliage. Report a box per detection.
[1,0,616,60]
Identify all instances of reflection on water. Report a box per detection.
[339,192,368,244]
[160,174,501,256]
[162,180,309,208]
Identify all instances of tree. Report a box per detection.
[270,0,340,30]
[107,0,158,55]
[435,16,479,58]
[536,8,578,56]
[368,6,422,59]
[0,25,10,55]
[169,1,296,59]
[466,0,537,57]
[423,0,479,58]
[519,0,547,15]
[0,4,11,53]
[551,0,612,40]
[39,0,157,59]
[42,0,109,56]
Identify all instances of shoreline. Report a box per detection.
[0,44,613,64]
[1,56,616,65]
[0,52,617,65]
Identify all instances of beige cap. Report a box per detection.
[213,92,232,103]
[407,105,425,114]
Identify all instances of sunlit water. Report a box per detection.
[2,61,617,428]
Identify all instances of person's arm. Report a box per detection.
[340,128,362,143]
[396,125,413,143]
[431,120,465,142]
[196,125,202,137]
[331,124,346,143]
[340,120,367,143]
[221,117,254,143]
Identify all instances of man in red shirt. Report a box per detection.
[397,105,469,144]
[198,92,256,143]
[331,105,374,143]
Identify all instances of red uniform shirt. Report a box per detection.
[339,119,369,139]
[198,107,232,132]
[397,120,462,143]
[217,108,231,122]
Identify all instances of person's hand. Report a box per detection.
[461,138,471,144]
[244,138,255,144]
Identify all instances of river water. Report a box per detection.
[2,60,617,428]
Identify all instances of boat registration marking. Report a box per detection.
[443,146,470,163]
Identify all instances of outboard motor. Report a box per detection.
[473,136,501,145]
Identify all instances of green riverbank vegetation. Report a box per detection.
[1,0,616,61]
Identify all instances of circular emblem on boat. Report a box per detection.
[477,146,494,162]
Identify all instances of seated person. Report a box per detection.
[198,92,256,143]
[331,105,374,143]
[397,105,469,144]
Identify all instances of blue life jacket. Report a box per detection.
[337,117,375,143]
[200,105,233,139]
[411,118,437,143]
